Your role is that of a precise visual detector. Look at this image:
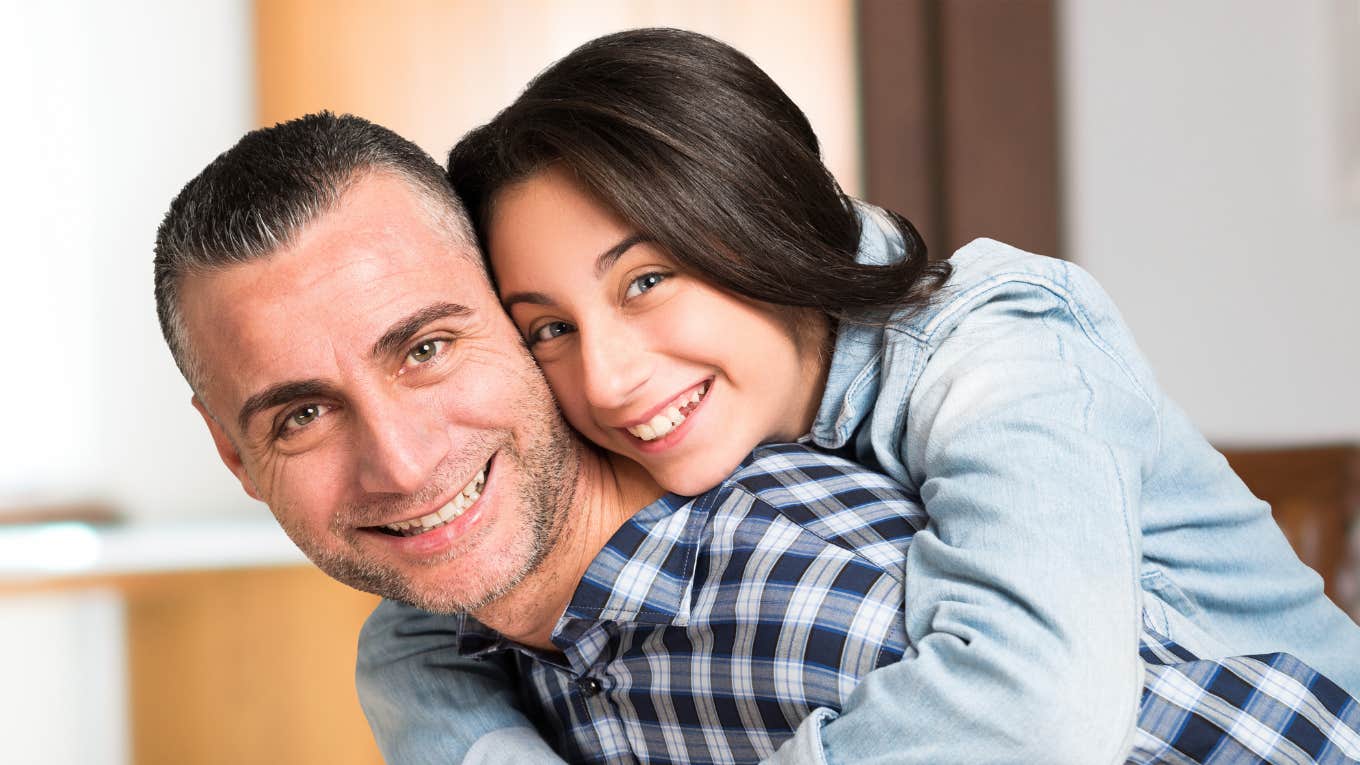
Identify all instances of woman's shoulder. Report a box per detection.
[817,228,1151,452]
[896,238,1104,342]
[874,238,1160,421]
[870,238,1136,362]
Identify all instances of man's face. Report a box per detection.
[182,173,577,614]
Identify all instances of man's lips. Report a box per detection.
[364,457,491,538]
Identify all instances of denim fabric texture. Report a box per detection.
[787,204,1360,765]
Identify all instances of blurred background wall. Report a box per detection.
[1064,0,1360,444]
[1,0,253,523]
[1,1,1356,763]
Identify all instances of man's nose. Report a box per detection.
[579,324,652,412]
[354,394,446,495]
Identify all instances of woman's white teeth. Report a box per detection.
[383,467,486,536]
[626,383,708,442]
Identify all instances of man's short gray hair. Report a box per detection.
[153,112,478,394]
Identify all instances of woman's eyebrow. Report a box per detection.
[593,233,650,277]
[501,290,553,311]
[501,234,653,311]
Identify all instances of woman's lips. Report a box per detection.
[623,380,711,442]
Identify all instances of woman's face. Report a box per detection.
[486,167,827,495]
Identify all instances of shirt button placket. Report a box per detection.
[576,675,604,698]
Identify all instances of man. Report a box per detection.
[155,113,1360,764]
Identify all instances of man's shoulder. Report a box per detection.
[710,443,925,564]
[723,443,917,510]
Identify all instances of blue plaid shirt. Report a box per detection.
[452,444,1360,764]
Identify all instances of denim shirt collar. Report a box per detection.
[809,202,902,450]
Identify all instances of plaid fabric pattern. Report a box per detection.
[1134,629,1360,764]
[454,443,1360,764]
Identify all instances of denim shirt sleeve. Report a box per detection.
[355,599,566,765]
[773,260,1153,765]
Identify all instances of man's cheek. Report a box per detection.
[252,451,330,516]
[242,450,286,505]
[437,365,526,421]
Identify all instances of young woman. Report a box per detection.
[359,28,1360,763]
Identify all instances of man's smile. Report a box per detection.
[370,457,492,538]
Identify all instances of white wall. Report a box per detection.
[1061,0,1360,444]
[0,590,127,765]
[0,0,257,520]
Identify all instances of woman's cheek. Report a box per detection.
[540,360,596,432]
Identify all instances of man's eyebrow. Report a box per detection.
[237,379,333,434]
[370,302,471,361]
[500,234,651,312]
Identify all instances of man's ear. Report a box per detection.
[192,395,264,502]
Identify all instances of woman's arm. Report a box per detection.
[356,599,566,765]
[773,272,1156,765]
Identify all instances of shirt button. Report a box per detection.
[576,676,603,697]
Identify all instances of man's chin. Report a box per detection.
[300,536,545,616]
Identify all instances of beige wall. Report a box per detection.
[257,0,861,193]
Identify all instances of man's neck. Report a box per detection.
[472,445,662,651]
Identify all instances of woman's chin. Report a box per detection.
[650,456,742,498]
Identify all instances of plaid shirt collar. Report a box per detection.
[452,485,719,660]
[560,490,708,626]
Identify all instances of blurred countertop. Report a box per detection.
[0,518,307,584]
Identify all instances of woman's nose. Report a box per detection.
[579,327,652,412]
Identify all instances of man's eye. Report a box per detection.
[279,403,329,436]
[529,321,576,345]
[624,272,668,300]
[405,339,446,366]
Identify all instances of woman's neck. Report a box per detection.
[787,310,835,439]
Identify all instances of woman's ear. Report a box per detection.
[192,395,264,502]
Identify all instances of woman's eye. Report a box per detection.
[405,339,446,366]
[279,403,329,437]
[624,272,668,299]
[529,321,576,345]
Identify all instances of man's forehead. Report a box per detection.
[183,174,495,408]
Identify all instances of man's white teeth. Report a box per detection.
[626,383,708,442]
[383,466,486,536]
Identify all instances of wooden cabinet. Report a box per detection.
[125,566,383,765]
[1222,445,1360,614]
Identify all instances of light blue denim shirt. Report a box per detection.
[356,204,1360,764]
[770,204,1360,765]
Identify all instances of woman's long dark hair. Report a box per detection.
[448,27,950,325]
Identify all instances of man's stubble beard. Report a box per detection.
[277,384,581,615]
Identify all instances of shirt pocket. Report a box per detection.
[1140,569,1202,634]
[1140,569,1231,658]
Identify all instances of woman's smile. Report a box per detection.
[620,378,709,442]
